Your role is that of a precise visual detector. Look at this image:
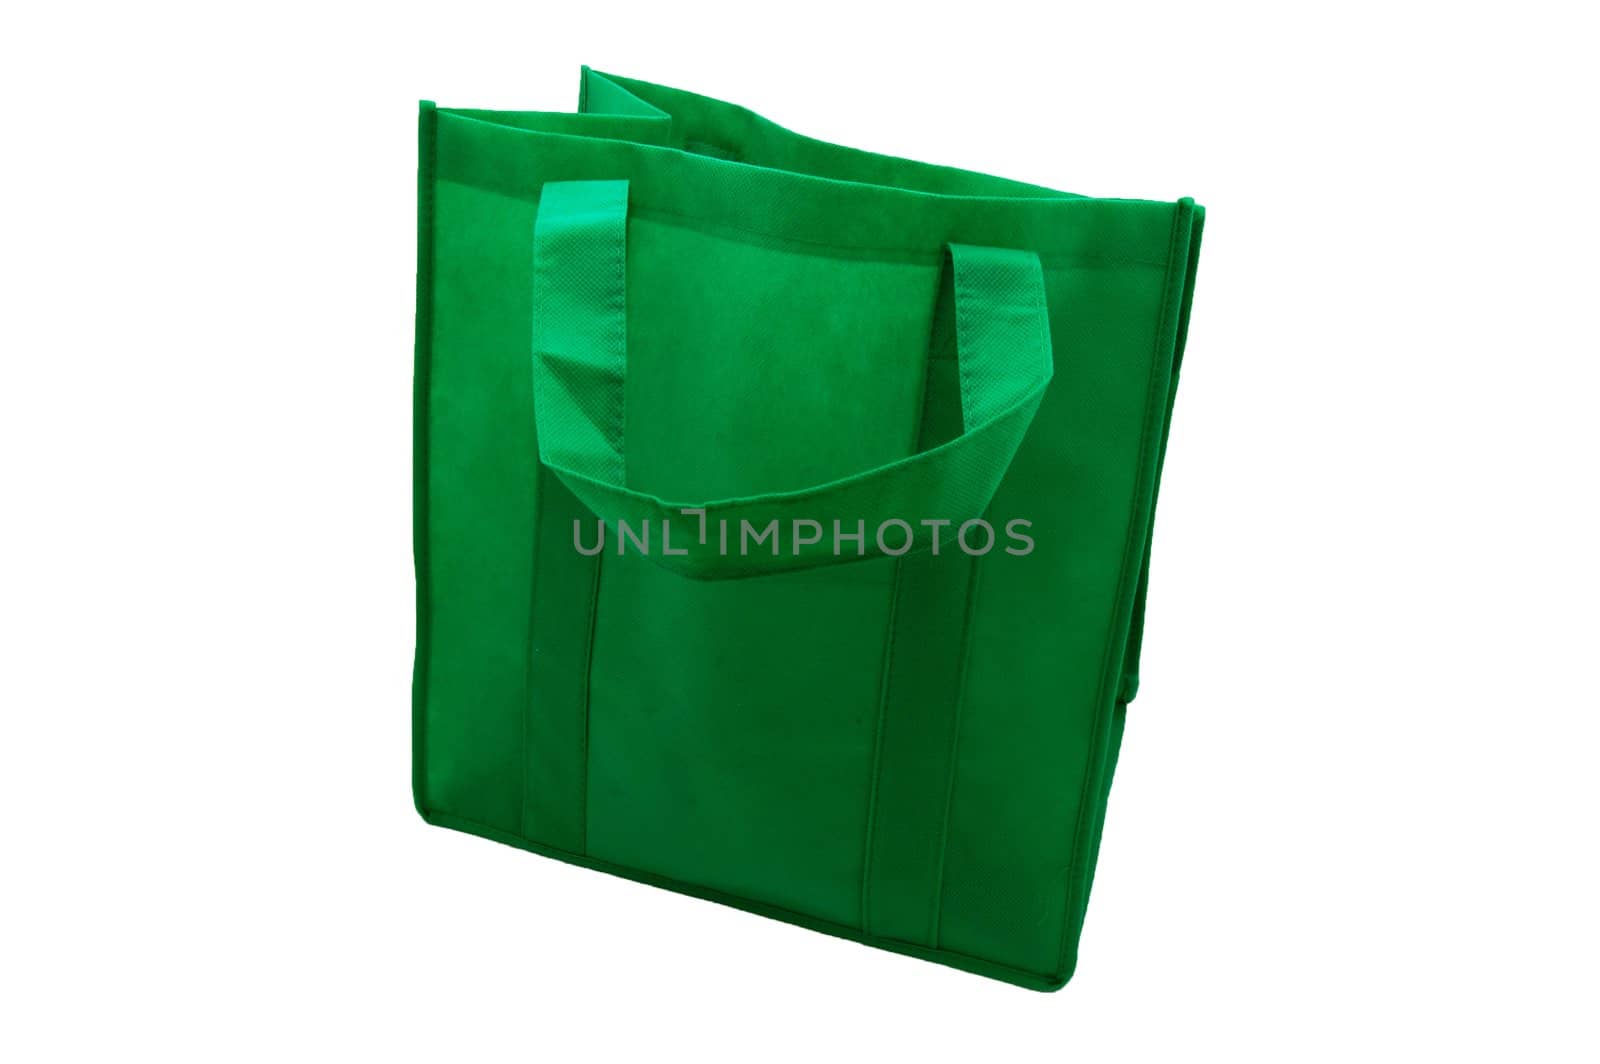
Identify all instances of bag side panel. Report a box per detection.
[414,167,544,833]
[936,213,1188,981]
[1058,203,1204,976]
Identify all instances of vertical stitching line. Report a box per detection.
[928,554,982,946]
[859,254,945,934]
[522,202,548,843]
[952,250,977,433]
[522,468,546,843]
[413,104,438,814]
[578,551,603,855]
[859,559,901,936]
[1029,255,1052,381]
[579,182,625,856]
[1052,202,1187,976]
[610,183,628,481]
[925,247,1039,946]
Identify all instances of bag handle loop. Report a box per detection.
[531,179,1054,580]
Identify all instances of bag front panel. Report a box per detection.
[582,216,948,926]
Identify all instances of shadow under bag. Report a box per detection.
[413,68,1205,990]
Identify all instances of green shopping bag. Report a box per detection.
[413,68,1204,990]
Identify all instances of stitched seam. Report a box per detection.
[1052,202,1186,974]
[859,269,943,935]
[438,178,1168,270]
[610,189,627,480]
[522,468,546,840]
[1028,260,1052,381]
[953,254,977,431]
[630,204,1170,269]
[929,555,982,945]
[524,186,548,839]
[578,552,602,855]
[859,558,900,936]
[576,187,624,853]
[522,183,551,840]
[412,104,438,813]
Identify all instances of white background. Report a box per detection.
[3,2,1596,1059]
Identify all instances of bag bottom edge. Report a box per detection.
[415,804,1073,992]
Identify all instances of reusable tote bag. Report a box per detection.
[413,68,1204,990]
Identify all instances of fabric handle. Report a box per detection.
[531,179,1055,580]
